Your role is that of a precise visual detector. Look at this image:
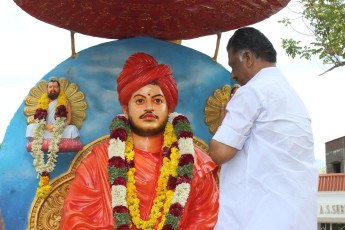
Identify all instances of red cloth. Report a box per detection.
[60,140,219,229]
[117,53,178,112]
[26,138,83,153]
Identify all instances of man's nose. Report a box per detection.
[145,100,154,111]
[230,73,236,80]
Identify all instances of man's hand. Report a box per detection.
[219,97,230,125]
[45,124,54,132]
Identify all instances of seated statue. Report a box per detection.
[26,78,79,140]
[25,78,82,153]
[60,53,219,229]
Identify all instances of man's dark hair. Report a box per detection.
[48,78,60,88]
[226,27,277,63]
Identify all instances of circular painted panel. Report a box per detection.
[0,37,236,229]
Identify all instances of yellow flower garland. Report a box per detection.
[157,190,174,230]
[56,91,67,108]
[37,93,49,110]
[37,91,67,110]
[36,176,52,198]
[125,122,179,230]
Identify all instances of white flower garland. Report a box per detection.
[177,138,195,155]
[168,112,181,124]
[31,116,66,174]
[108,138,126,158]
[111,185,128,207]
[31,119,46,174]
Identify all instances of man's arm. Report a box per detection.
[210,86,261,165]
[209,100,238,165]
[209,139,238,165]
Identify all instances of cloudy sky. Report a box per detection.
[1,0,344,162]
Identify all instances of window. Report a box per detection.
[333,162,341,173]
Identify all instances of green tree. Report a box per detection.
[279,0,345,75]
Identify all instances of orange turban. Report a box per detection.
[117,52,178,112]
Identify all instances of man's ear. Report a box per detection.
[122,105,128,118]
[244,51,254,68]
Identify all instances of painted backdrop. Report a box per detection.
[0,37,235,229]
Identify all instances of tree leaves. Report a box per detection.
[279,0,345,74]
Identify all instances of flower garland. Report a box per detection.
[31,91,68,199]
[108,112,195,230]
[126,123,179,229]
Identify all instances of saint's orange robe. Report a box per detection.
[60,140,219,229]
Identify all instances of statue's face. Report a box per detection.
[123,84,169,136]
[47,81,60,100]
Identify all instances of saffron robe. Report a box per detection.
[60,140,219,229]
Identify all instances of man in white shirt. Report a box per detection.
[209,27,319,230]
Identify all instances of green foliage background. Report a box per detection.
[279,0,345,74]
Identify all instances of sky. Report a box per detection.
[1,0,344,162]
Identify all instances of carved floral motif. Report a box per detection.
[204,85,231,134]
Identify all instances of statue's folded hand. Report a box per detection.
[45,124,54,132]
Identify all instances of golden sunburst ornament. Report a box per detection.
[24,77,87,128]
[203,84,240,135]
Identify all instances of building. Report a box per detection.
[318,136,345,230]
[325,136,345,174]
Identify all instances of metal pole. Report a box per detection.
[212,32,222,62]
[70,31,79,58]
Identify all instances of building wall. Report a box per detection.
[319,223,345,230]
[318,192,345,224]
[326,136,345,173]
[320,137,345,229]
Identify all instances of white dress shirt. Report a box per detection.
[213,67,319,230]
